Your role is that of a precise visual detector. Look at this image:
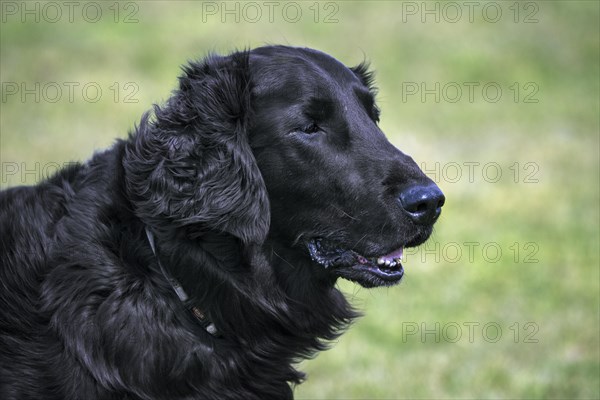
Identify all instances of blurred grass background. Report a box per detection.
[1,1,598,398]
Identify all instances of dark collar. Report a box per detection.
[145,227,219,337]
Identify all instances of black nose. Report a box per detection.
[399,184,445,225]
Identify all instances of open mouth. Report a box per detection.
[307,238,405,288]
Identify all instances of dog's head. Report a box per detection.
[126,46,444,288]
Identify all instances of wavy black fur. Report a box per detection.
[1,46,442,399]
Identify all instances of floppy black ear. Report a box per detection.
[124,51,270,244]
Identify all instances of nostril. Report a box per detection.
[436,194,446,209]
[416,203,428,213]
[399,184,445,225]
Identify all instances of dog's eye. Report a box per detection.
[289,122,322,136]
[300,123,321,134]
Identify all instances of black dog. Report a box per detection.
[0,46,444,399]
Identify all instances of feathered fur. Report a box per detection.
[1,46,441,399]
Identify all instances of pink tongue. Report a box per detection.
[381,247,404,262]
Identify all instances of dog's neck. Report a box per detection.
[145,227,220,336]
[144,226,356,345]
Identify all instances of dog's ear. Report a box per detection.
[124,51,270,244]
[350,61,377,93]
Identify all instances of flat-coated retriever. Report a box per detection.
[0,46,444,399]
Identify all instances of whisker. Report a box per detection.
[352,234,368,251]
[272,250,297,270]
[329,204,360,221]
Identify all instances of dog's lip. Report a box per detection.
[350,261,404,282]
[307,238,405,284]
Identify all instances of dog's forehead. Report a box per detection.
[249,46,360,99]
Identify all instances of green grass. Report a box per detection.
[1,1,598,399]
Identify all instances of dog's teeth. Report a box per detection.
[390,261,397,268]
[377,257,385,265]
[384,260,391,267]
